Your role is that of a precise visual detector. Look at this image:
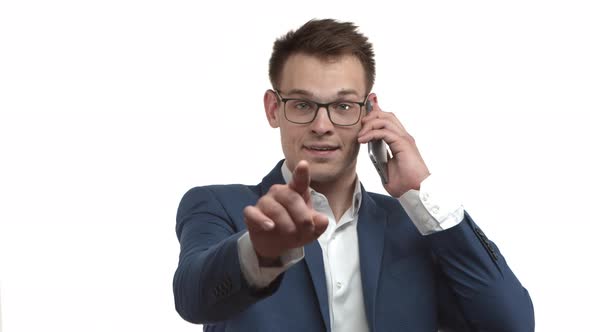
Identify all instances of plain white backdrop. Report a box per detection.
[1,1,589,331]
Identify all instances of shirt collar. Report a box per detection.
[280,161,363,216]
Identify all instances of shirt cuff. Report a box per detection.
[398,174,464,235]
[237,232,304,289]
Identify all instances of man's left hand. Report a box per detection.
[357,102,430,198]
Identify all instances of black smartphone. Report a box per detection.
[366,101,389,184]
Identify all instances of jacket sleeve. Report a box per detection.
[172,186,282,324]
[430,213,535,331]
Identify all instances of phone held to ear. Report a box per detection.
[366,101,389,184]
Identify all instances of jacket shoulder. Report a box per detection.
[366,190,403,211]
[176,183,262,236]
[178,183,261,216]
[180,183,260,204]
[183,183,258,196]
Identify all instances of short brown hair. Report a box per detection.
[269,19,376,93]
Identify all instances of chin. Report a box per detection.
[310,174,338,184]
[308,163,342,183]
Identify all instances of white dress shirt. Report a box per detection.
[238,162,464,331]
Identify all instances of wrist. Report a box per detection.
[256,252,283,267]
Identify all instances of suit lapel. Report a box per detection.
[304,241,331,331]
[357,189,387,331]
[260,160,331,330]
[259,160,286,194]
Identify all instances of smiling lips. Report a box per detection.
[304,144,339,156]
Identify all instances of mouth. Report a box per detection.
[306,146,338,151]
[303,144,340,157]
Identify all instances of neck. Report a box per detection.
[310,169,357,222]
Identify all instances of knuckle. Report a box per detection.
[243,206,255,219]
[285,190,302,205]
[280,221,297,235]
[269,184,289,196]
[258,197,280,217]
[265,205,282,219]
[287,219,299,232]
[257,195,272,208]
[274,186,291,199]
[278,189,302,209]
[269,184,282,194]
[297,211,314,226]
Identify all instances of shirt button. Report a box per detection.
[431,206,440,214]
[422,193,430,201]
[336,282,342,289]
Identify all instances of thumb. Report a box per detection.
[312,212,329,237]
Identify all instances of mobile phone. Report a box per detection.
[366,101,389,184]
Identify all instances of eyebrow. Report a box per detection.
[282,88,361,99]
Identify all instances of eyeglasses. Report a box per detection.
[274,90,368,126]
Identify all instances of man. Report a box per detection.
[173,19,534,331]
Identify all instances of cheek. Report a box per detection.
[279,127,303,152]
[342,130,362,157]
[343,128,361,147]
[348,140,361,157]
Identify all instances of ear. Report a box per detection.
[367,92,378,109]
[264,89,280,128]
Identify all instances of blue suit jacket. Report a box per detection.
[173,161,534,331]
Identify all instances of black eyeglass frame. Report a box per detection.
[273,90,369,126]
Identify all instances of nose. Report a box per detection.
[310,106,334,136]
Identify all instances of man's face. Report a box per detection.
[264,53,368,184]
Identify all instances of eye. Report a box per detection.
[294,101,312,111]
[334,103,353,111]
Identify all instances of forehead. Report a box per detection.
[279,53,366,99]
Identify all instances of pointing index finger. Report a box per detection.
[289,160,311,200]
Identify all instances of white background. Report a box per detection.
[1,0,589,331]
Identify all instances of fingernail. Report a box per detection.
[263,221,274,230]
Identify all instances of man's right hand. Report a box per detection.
[243,160,329,263]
